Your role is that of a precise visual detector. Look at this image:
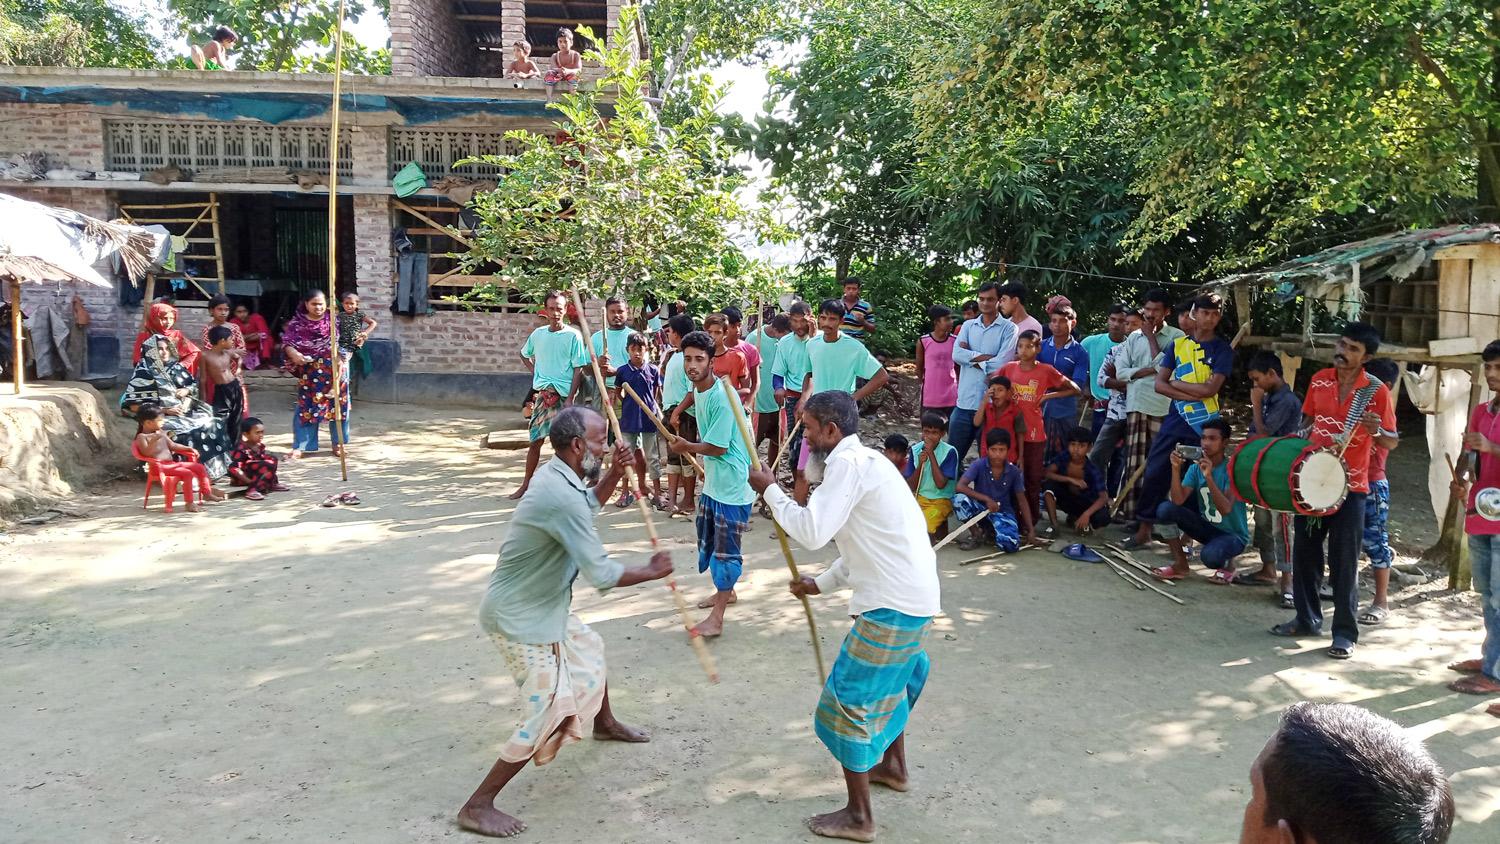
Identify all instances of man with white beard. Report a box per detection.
[458,406,673,838]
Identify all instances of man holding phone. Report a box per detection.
[1149,418,1249,582]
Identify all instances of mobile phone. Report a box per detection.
[1174,444,1204,461]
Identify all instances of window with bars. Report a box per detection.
[389,128,520,180]
[104,119,353,178]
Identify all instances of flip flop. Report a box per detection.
[321,494,340,508]
[1487,702,1500,719]
[1357,605,1389,626]
[1232,572,1275,586]
[1448,659,1484,674]
[272,484,290,492]
[1269,621,1321,638]
[1149,566,1188,581]
[1060,543,1104,563]
[1207,568,1237,586]
[339,492,361,505]
[1279,592,1295,609]
[1328,642,1355,660]
[245,490,265,501]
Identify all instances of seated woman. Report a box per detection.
[232,302,274,370]
[121,334,234,479]
[134,302,201,375]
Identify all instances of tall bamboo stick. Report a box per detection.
[620,381,704,475]
[722,377,826,682]
[9,279,21,394]
[326,0,350,482]
[571,289,718,683]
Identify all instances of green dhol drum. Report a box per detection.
[1228,436,1348,516]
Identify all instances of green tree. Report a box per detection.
[0,0,161,68]
[171,0,389,73]
[641,0,794,77]
[458,12,784,310]
[912,0,1495,264]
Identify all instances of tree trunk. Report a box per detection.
[1426,492,1472,591]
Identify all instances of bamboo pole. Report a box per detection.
[620,381,704,475]
[721,377,826,682]
[9,278,21,394]
[571,290,718,682]
[774,419,803,472]
[934,509,991,551]
[1111,461,1148,518]
[326,0,350,483]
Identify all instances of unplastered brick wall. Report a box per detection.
[0,103,106,172]
[391,310,540,372]
[1,186,145,367]
[352,194,394,339]
[390,0,475,77]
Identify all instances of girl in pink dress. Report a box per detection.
[916,304,959,418]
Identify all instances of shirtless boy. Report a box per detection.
[202,325,247,444]
[135,406,225,511]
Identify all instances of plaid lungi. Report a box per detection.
[1117,411,1162,521]
[489,614,607,766]
[815,609,932,773]
[528,387,564,443]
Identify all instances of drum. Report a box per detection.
[1228,436,1349,516]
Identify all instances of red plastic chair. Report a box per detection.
[132,441,197,513]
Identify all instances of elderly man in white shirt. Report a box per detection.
[748,390,942,844]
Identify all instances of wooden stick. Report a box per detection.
[775,418,803,469]
[934,508,991,551]
[572,290,718,682]
[959,550,1006,567]
[620,381,704,475]
[1106,559,1147,590]
[1104,554,1186,605]
[9,278,21,395]
[721,377,826,682]
[1110,460,1148,518]
[326,0,350,484]
[1100,542,1173,584]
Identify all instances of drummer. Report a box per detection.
[1270,322,1397,661]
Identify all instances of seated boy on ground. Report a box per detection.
[954,429,1036,552]
[1151,418,1250,583]
[882,433,909,473]
[904,412,959,544]
[1041,425,1111,536]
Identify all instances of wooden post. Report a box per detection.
[326,0,350,483]
[9,278,21,395]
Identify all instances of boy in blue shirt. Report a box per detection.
[1041,425,1110,536]
[954,429,1036,552]
[615,332,663,509]
[1244,351,1302,600]
[1038,305,1090,460]
[1150,418,1249,582]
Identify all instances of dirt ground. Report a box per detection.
[2,385,1498,843]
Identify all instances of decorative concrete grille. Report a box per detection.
[389,128,518,180]
[104,120,353,178]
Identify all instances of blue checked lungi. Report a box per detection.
[696,494,750,591]
[815,609,932,773]
[1362,478,1393,569]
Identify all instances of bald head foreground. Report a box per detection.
[459,406,672,838]
[1240,702,1453,844]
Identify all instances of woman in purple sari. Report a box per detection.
[281,290,351,458]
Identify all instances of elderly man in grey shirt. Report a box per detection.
[458,406,672,839]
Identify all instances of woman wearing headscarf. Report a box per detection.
[120,334,233,479]
[280,289,351,459]
[134,302,201,375]
[231,302,274,369]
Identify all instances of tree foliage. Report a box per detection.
[170,0,390,73]
[458,11,786,311]
[641,0,794,77]
[0,0,161,68]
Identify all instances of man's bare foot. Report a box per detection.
[289,449,303,460]
[691,615,724,638]
[457,805,526,838]
[508,487,527,500]
[808,807,876,842]
[592,717,650,742]
[697,591,737,609]
[1449,658,1484,674]
[867,761,909,792]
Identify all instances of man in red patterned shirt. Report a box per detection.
[1270,323,1398,661]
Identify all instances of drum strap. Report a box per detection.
[1335,383,1379,455]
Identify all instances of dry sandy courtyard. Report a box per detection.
[2,391,1499,843]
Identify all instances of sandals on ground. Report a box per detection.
[321,494,340,508]
[245,490,265,501]
[1207,568,1237,586]
[1279,592,1295,610]
[1357,605,1389,626]
[339,492,361,505]
[1328,640,1356,660]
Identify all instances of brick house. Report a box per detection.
[0,0,641,406]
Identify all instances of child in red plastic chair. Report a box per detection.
[135,405,224,512]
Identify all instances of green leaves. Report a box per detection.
[456,8,786,311]
[170,1,389,73]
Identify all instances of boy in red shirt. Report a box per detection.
[703,313,750,403]
[973,375,1026,467]
[998,330,1080,524]
[1448,339,1500,705]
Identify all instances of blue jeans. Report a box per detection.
[1471,534,1500,682]
[292,414,350,452]
[784,395,803,473]
[1154,500,1246,568]
[1362,478,1393,568]
[954,493,1020,552]
[1137,414,1201,525]
[947,407,980,464]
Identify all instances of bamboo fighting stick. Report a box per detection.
[620,381,704,475]
[934,509,992,551]
[571,290,718,682]
[722,377,827,682]
[1110,461,1148,518]
[325,0,350,483]
[774,418,803,471]
[9,279,21,394]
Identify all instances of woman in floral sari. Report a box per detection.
[120,334,233,479]
[281,289,351,458]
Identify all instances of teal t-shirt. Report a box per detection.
[909,440,958,499]
[662,349,691,410]
[693,380,755,506]
[806,333,881,395]
[523,326,588,395]
[773,331,812,394]
[746,328,781,413]
[1182,461,1250,544]
[1080,333,1122,401]
[591,327,634,388]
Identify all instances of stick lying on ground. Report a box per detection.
[620,381,705,475]
[722,378,827,682]
[1106,559,1147,590]
[570,289,719,683]
[959,550,1007,567]
[1097,546,1186,605]
[1103,542,1177,586]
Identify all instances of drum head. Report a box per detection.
[1296,451,1348,511]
